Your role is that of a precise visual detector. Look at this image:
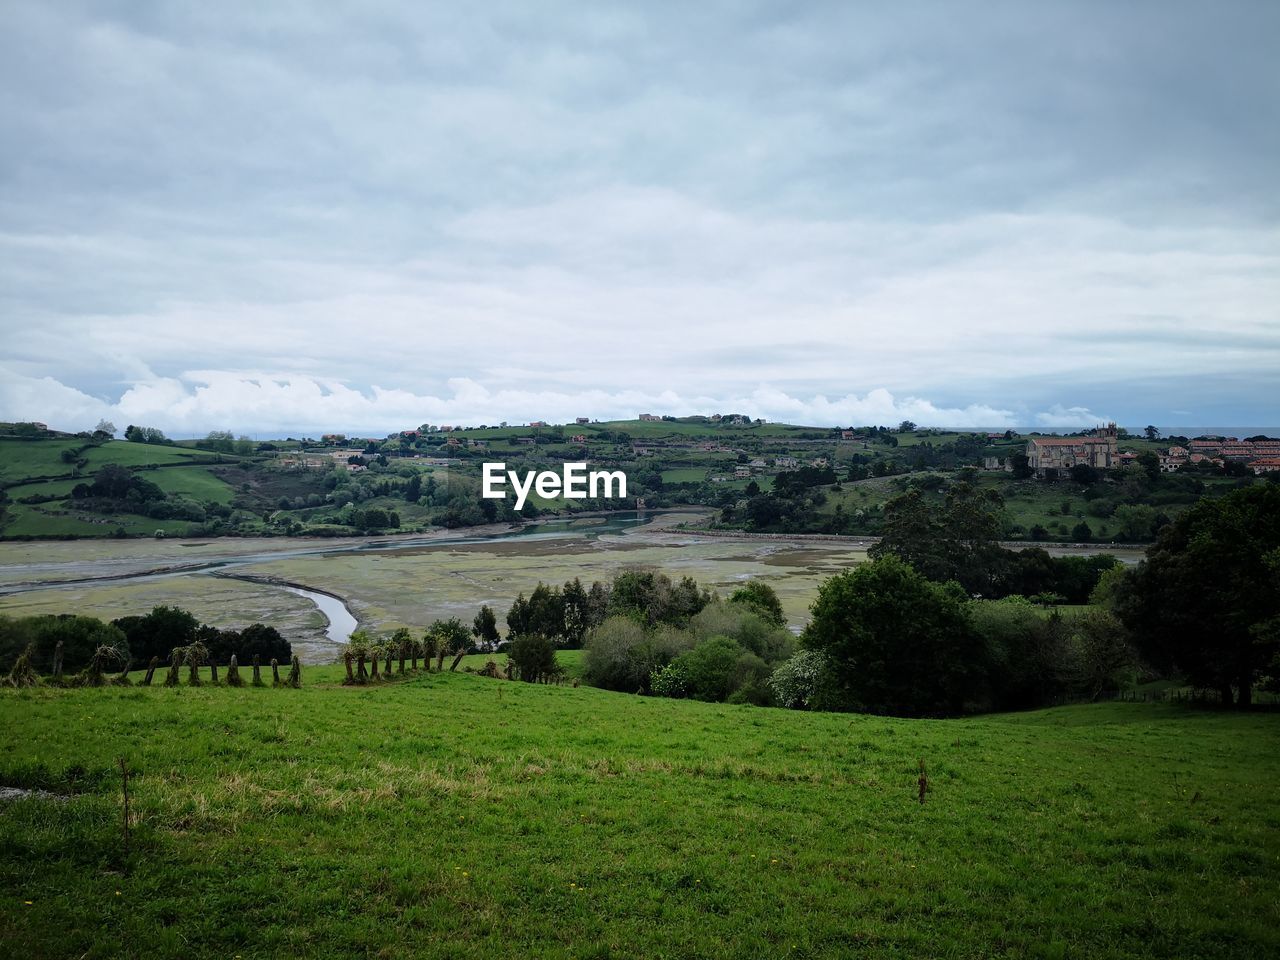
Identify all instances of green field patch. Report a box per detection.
[147,466,235,504]
[81,440,219,470]
[0,438,86,484]
[0,680,1275,958]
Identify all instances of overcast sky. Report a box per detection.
[2,1,1277,435]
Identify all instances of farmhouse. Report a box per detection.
[639,413,661,422]
[1026,424,1118,477]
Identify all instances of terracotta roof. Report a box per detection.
[1029,437,1110,446]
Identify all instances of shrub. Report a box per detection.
[507,634,561,683]
[802,555,984,716]
[689,603,793,664]
[583,616,694,693]
[663,637,768,703]
[728,581,785,627]
[769,649,832,709]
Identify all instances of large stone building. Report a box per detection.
[1026,424,1118,477]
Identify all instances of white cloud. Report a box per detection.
[1,368,1026,435]
[1034,405,1113,429]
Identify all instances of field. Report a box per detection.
[1,675,1277,959]
[0,439,237,539]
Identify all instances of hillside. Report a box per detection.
[1,424,1269,543]
[2,670,1277,958]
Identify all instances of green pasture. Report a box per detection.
[1,675,1276,959]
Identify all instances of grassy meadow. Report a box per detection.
[1,671,1277,959]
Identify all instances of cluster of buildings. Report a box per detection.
[1160,438,1280,474]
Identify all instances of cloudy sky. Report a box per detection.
[2,1,1277,435]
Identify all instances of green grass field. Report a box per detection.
[1,673,1276,959]
[146,466,235,504]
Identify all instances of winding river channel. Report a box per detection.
[0,512,658,652]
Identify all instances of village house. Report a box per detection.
[982,456,1010,471]
[639,413,661,422]
[576,417,590,424]
[1159,445,1189,472]
[529,421,547,428]
[811,457,829,468]
[734,466,752,479]
[749,459,767,469]
[1251,457,1280,475]
[1025,424,1118,477]
[775,456,798,469]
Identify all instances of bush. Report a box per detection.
[969,597,1068,710]
[688,603,793,664]
[660,637,768,703]
[583,616,694,692]
[769,649,832,709]
[802,555,984,716]
[727,581,785,627]
[0,615,129,675]
[507,634,561,683]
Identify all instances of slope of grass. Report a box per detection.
[0,439,86,484]
[146,466,235,504]
[1,674,1276,959]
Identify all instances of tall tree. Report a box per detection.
[802,555,983,716]
[1117,485,1280,706]
[870,481,1006,595]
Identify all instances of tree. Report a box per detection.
[1071,521,1093,543]
[94,419,117,438]
[728,581,785,627]
[871,482,1007,595]
[1144,425,1161,440]
[1136,450,1161,483]
[507,634,561,683]
[404,474,422,503]
[472,605,500,650]
[112,606,199,663]
[1009,453,1033,480]
[801,555,984,716]
[1116,485,1280,706]
[897,420,917,433]
[583,616,694,692]
[428,618,472,661]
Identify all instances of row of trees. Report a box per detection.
[0,605,292,678]
[504,571,714,650]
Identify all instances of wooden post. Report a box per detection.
[385,648,393,676]
[343,651,355,684]
[288,655,301,688]
[371,651,381,680]
[119,758,131,859]
[252,654,263,687]
[227,655,243,687]
[165,650,182,687]
[52,640,64,683]
[209,660,219,684]
[142,656,159,686]
[271,658,281,686]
